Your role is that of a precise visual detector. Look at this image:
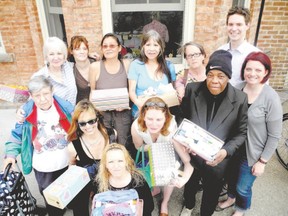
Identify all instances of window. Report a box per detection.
[36,0,67,43]
[105,0,194,64]
[0,32,6,53]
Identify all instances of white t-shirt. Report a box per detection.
[32,104,69,172]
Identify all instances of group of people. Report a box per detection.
[2,5,283,216]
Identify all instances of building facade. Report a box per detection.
[0,0,287,90]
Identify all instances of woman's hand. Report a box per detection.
[16,108,26,124]
[252,161,266,176]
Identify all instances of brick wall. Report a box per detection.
[62,0,103,55]
[0,0,287,91]
[255,0,288,90]
[0,0,43,86]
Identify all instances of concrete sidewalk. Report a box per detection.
[0,94,288,215]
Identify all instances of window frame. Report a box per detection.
[102,0,195,67]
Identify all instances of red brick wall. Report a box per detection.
[255,0,288,90]
[0,0,287,91]
[0,0,43,86]
[193,0,233,63]
[62,0,103,55]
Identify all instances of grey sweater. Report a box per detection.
[238,83,282,166]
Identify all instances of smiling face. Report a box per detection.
[46,46,65,69]
[101,36,121,59]
[144,108,166,135]
[206,70,229,95]
[106,149,127,178]
[244,60,268,85]
[227,14,249,44]
[143,38,161,60]
[77,110,98,135]
[72,42,88,62]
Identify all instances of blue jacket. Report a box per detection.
[5,95,73,174]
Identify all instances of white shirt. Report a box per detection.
[218,41,260,87]
[32,104,69,172]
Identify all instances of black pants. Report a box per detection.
[183,157,229,216]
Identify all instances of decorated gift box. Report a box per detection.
[43,165,90,209]
[0,84,29,103]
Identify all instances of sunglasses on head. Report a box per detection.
[78,118,98,127]
[144,101,166,108]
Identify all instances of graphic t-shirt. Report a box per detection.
[32,104,69,172]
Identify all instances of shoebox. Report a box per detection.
[173,118,224,162]
[43,165,90,209]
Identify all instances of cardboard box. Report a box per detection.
[173,119,224,162]
[43,166,90,209]
[90,88,130,111]
[138,85,179,107]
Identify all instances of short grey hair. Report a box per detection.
[43,37,67,61]
[28,75,53,94]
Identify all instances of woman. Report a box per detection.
[68,36,95,103]
[175,42,206,101]
[33,36,77,106]
[89,33,131,146]
[128,30,176,118]
[67,99,116,216]
[131,96,193,216]
[217,52,282,216]
[95,143,154,216]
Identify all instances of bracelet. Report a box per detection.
[258,158,267,164]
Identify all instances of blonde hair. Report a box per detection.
[96,143,144,192]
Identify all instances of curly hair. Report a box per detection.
[67,99,109,143]
[137,97,172,136]
[96,143,144,192]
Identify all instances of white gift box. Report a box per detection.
[90,88,130,111]
[43,165,90,209]
[173,119,224,162]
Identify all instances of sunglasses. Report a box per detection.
[144,102,166,108]
[78,118,98,127]
[101,44,118,49]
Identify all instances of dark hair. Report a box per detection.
[241,52,271,84]
[139,30,172,83]
[226,6,251,25]
[181,41,206,59]
[100,33,122,61]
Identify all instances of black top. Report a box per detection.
[109,178,154,216]
[72,127,116,167]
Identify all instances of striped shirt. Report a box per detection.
[32,61,77,106]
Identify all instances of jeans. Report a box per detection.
[235,158,257,211]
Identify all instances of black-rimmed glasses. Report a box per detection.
[78,118,98,127]
[186,53,202,59]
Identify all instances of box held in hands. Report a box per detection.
[173,119,224,162]
[43,165,90,209]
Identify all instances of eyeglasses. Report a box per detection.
[101,44,118,49]
[144,102,167,108]
[186,53,202,59]
[78,118,98,127]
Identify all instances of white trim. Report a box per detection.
[36,0,49,42]
[183,0,195,43]
[0,32,6,53]
[101,0,113,34]
[48,7,63,14]
[112,4,184,12]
